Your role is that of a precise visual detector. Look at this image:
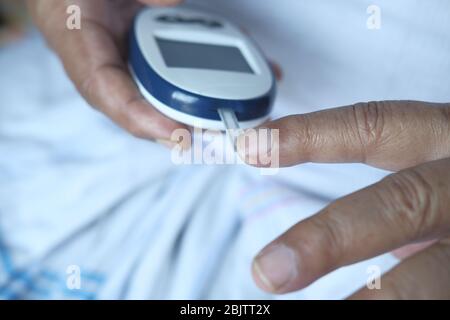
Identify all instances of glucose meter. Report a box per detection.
[129,6,276,131]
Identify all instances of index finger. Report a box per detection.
[238,101,450,171]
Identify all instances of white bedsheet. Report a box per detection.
[4,0,450,299]
[0,32,398,299]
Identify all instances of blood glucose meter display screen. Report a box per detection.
[156,38,254,74]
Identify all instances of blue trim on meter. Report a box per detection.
[128,24,275,121]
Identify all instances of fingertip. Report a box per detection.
[236,129,254,165]
[236,125,280,167]
[252,259,276,293]
[251,244,300,294]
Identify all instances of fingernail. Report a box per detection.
[236,128,273,164]
[253,244,298,292]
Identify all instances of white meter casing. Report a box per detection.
[129,6,276,130]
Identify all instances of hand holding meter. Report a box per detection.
[129,6,276,131]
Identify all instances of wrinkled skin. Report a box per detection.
[238,101,450,299]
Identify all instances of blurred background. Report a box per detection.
[0,0,28,45]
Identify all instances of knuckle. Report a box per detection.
[381,169,437,238]
[351,101,388,150]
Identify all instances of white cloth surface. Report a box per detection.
[1,0,449,299]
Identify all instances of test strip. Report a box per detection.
[217,108,242,151]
